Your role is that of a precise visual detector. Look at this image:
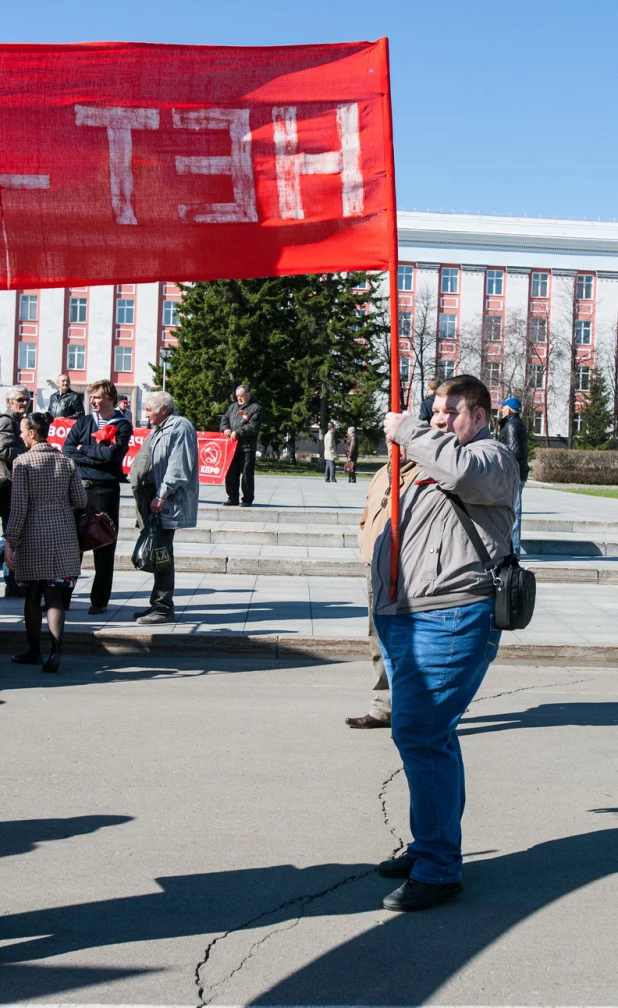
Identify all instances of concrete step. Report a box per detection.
[83,541,618,582]
[118,503,362,525]
[117,520,361,548]
[116,521,618,555]
[522,517,618,535]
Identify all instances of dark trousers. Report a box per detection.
[225,446,256,504]
[86,482,120,608]
[151,528,175,614]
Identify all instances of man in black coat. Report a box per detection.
[419,377,440,422]
[220,385,262,507]
[345,426,359,483]
[63,379,132,613]
[497,396,529,555]
[49,375,85,419]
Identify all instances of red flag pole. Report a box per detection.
[381,38,401,603]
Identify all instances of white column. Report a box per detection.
[37,288,66,408]
[87,286,114,382]
[135,282,160,421]
[0,291,17,402]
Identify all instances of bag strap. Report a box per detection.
[442,489,495,574]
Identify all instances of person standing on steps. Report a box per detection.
[48,375,85,419]
[117,395,133,425]
[0,385,31,598]
[62,380,132,615]
[344,426,359,483]
[496,396,529,555]
[373,375,519,913]
[131,392,199,625]
[324,422,338,482]
[4,411,87,674]
[220,385,262,508]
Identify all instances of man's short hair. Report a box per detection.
[435,374,492,421]
[88,379,118,405]
[57,373,69,382]
[6,384,29,404]
[146,391,174,412]
[236,384,251,394]
[427,376,440,392]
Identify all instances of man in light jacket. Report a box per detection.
[372,375,519,913]
[131,391,198,625]
[323,422,338,482]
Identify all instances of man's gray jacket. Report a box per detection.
[148,412,199,530]
[371,416,520,615]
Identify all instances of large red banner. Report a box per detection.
[0,40,393,289]
[47,421,236,485]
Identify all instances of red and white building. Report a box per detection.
[1,211,617,434]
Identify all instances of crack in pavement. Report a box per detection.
[195,764,404,1005]
[469,678,587,705]
[195,678,587,1002]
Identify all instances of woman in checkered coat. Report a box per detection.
[4,411,87,673]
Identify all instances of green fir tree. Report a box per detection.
[158,273,388,457]
[575,367,614,449]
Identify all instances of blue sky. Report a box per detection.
[5,0,618,221]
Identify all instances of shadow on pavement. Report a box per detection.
[459,702,618,735]
[0,815,133,858]
[0,829,616,1002]
[249,826,618,1005]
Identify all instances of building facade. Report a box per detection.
[1,211,618,435]
[396,212,618,440]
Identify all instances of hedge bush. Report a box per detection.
[533,449,618,485]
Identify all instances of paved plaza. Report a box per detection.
[0,653,616,1004]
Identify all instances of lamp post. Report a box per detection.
[160,347,172,392]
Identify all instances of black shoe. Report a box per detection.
[11,651,43,666]
[377,852,417,877]
[132,607,153,621]
[223,499,239,506]
[383,879,463,912]
[43,653,61,674]
[88,605,108,615]
[136,610,175,625]
[240,502,253,507]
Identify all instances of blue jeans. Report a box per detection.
[512,479,526,555]
[374,598,500,884]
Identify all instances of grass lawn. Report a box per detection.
[551,486,618,499]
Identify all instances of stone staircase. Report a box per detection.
[79,498,618,583]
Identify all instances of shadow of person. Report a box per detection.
[246,827,618,1006]
[0,830,617,1003]
[459,702,618,736]
[0,814,133,858]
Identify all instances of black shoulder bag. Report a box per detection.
[444,491,536,631]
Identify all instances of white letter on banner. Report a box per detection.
[272,104,363,220]
[0,175,50,189]
[172,108,257,224]
[75,105,160,225]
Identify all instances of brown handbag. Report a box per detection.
[344,460,355,473]
[76,506,117,552]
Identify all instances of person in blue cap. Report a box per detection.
[497,397,529,553]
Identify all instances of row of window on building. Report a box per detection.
[18,293,180,327]
[400,356,592,392]
[15,290,180,377]
[398,311,593,345]
[397,265,596,300]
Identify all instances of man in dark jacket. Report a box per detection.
[63,379,132,614]
[0,385,30,596]
[497,396,529,555]
[49,375,85,419]
[419,377,440,422]
[344,426,359,483]
[220,385,262,507]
